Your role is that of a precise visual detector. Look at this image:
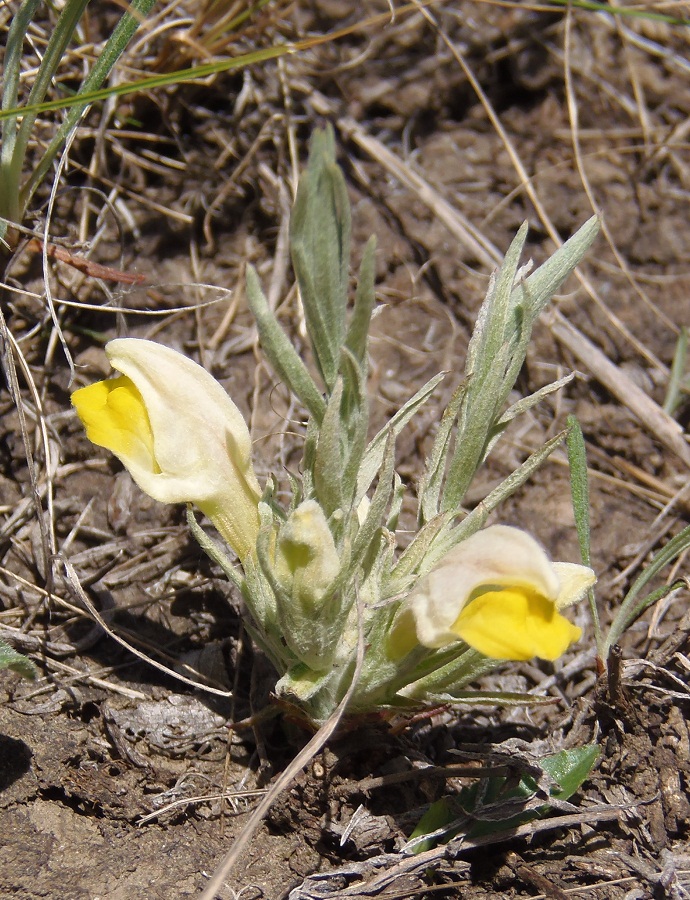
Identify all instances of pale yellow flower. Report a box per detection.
[72,339,261,562]
[390,525,595,662]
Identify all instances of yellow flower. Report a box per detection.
[390,525,595,662]
[72,339,261,562]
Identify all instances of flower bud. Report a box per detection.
[275,500,340,610]
[273,500,342,669]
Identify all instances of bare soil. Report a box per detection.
[1,2,690,898]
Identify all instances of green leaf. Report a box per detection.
[464,744,600,839]
[0,639,37,680]
[276,661,336,703]
[441,216,599,513]
[345,431,397,581]
[338,348,369,507]
[345,235,377,366]
[290,126,351,390]
[429,690,561,707]
[386,473,405,533]
[516,216,600,324]
[418,382,466,524]
[442,225,529,511]
[663,326,689,416]
[314,379,345,516]
[476,374,574,474]
[566,416,592,567]
[409,744,599,852]
[387,511,454,594]
[357,372,445,501]
[425,429,567,572]
[566,416,602,654]
[541,745,600,800]
[186,507,244,591]
[397,645,497,700]
[408,798,454,854]
[245,265,326,423]
[498,374,574,430]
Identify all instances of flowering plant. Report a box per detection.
[72,128,599,725]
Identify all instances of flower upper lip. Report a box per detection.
[104,338,261,505]
[72,338,262,561]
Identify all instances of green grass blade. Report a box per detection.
[6,0,90,222]
[1,0,42,175]
[543,0,690,27]
[0,5,423,128]
[663,326,688,416]
[20,0,156,214]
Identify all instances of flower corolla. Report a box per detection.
[390,525,595,662]
[71,338,261,562]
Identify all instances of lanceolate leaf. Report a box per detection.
[346,235,377,366]
[339,348,369,506]
[246,265,326,422]
[356,372,445,501]
[314,380,345,516]
[418,381,466,524]
[441,217,600,514]
[290,125,351,390]
[516,216,600,324]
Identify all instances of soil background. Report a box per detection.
[1,2,690,898]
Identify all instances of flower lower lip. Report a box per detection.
[402,525,593,661]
